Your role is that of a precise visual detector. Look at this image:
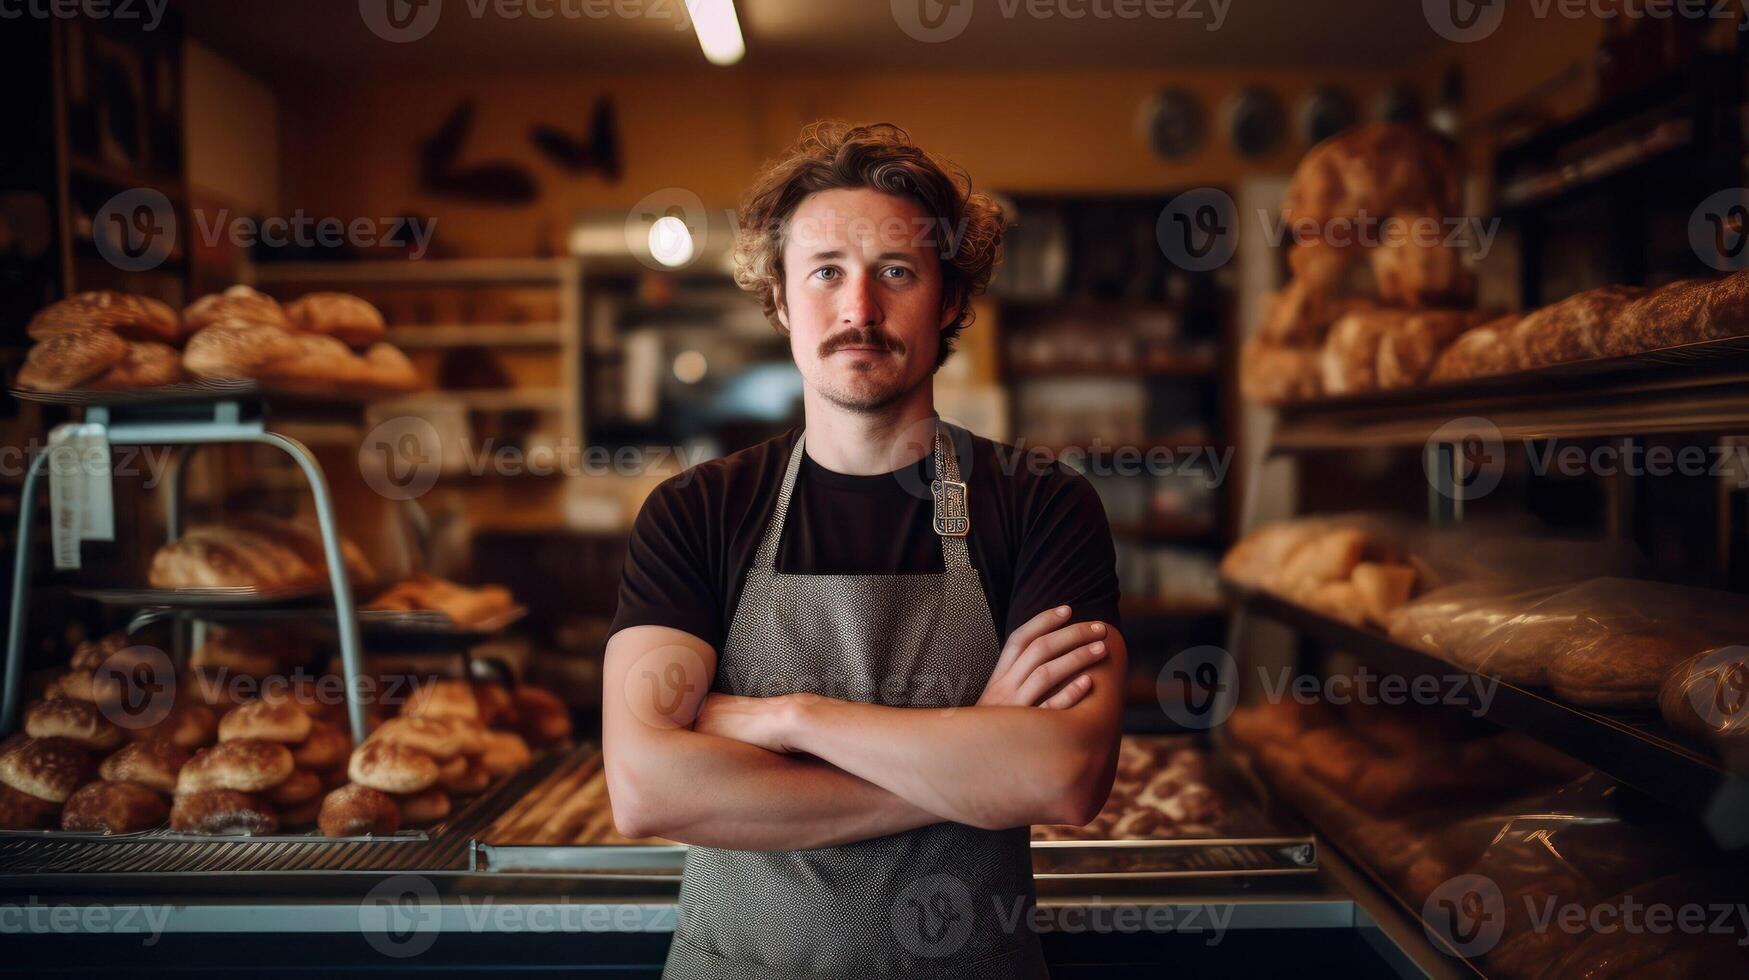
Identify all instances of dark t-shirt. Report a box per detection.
[609,425,1122,651]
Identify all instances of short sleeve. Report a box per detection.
[1003,468,1123,640]
[608,473,724,649]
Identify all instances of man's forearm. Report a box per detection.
[606,726,944,850]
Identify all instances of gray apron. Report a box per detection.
[662,420,1049,979]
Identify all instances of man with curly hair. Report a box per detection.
[604,122,1125,979]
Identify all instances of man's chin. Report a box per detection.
[818,377,913,413]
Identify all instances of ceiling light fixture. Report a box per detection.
[690,0,744,66]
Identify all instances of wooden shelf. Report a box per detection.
[385,324,564,349]
[386,388,567,411]
[252,259,579,285]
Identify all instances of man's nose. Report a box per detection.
[839,272,883,326]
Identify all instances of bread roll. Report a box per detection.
[169,789,278,835]
[1322,310,1411,396]
[291,721,352,771]
[348,740,439,794]
[27,291,181,343]
[43,669,97,703]
[61,780,168,834]
[441,759,492,795]
[367,716,464,760]
[0,737,96,803]
[176,738,295,794]
[86,341,187,389]
[68,631,129,672]
[478,731,531,777]
[129,703,219,751]
[190,625,293,677]
[402,679,482,724]
[470,683,516,730]
[1369,231,1475,309]
[513,685,572,745]
[1351,562,1417,627]
[1427,314,1519,382]
[318,783,400,837]
[266,769,323,807]
[181,322,303,381]
[285,292,387,348]
[25,698,124,751]
[360,342,420,392]
[1240,337,1322,405]
[0,781,58,830]
[279,797,323,829]
[254,333,371,387]
[395,787,451,826]
[183,285,288,332]
[1375,310,1487,389]
[99,737,191,795]
[16,326,129,391]
[1271,527,1372,598]
[219,700,314,744]
[222,514,376,592]
[1508,285,1645,369]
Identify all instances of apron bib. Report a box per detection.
[662,421,1049,980]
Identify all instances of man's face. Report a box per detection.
[778,187,954,413]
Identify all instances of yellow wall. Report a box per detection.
[183,41,282,214]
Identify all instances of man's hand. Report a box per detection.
[694,692,800,754]
[977,605,1110,709]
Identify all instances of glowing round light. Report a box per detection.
[673,350,708,384]
[648,216,695,268]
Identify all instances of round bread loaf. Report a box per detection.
[44,669,98,703]
[176,738,295,794]
[61,780,168,834]
[100,737,191,795]
[169,789,278,835]
[181,322,302,381]
[348,740,439,794]
[470,683,515,729]
[68,631,129,671]
[0,737,97,803]
[27,291,181,343]
[17,326,129,391]
[183,285,287,332]
[0,781,59,830]
[513,686,572,745]
[285,292,386,349]
[290,720,352,771]
[279,796,322,829]
[318,783,400,837]
[190,626,287,677]
[403,679,481,723]
[219,699,314,744]
[367,716,463,760]
[440,758,492,795]
[266,769,323,807]
[478,730,531,777]
[88,340,187,389]
[395,787,451,826]
[25,698,124,751]
[255,332,371,388]
[360,342,420,392]
[446,717,487,758]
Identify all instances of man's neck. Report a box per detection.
[799,385,939,476]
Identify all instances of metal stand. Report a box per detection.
[3,397,371,744]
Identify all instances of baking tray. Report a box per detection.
[72,585,329,608]
[148,603,530,636]
[10,380,398,409]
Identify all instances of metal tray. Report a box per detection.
[139,603,530,636]
[72,585,328,608]
[10,380,394,409]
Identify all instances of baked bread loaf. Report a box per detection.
[219,700,315,744]
[318,783,400,837]
[360,342,421,392]
[25,698,124,751]
[183,285,288,332]
[16,326,129,391]
[471,683,515,729]
[79,340,187,389]
[1351,562,1418,627]
[1375,309,1488,389]
[129,703,219,751]
[255,333,370,387]
[100,737,191,795]
[285,293,387,349]
[367,716,465,760]
[169,789,278,835]
[1282,125,1464,246]
[478,730,531,777]
[1240,337,1322,405]
[224,514,377,591]
[1369,226,1475,309]
[1603,270,1749,356]
[1321,309,1411,396]
[68,631,129,672]
[441,758,492,795]
[266,769,323,807]
[1508,285,1645,369]
[0,737,97,803]
[400,678,482,724]
[366,575,514,627]
[290,721,352,771]
[27,291,181,344]
[181,322,303,381]
[148,518,374,593]
[1427,314,1519,382]
[44,669,98,703]
[395,786,452,826]
[513,686,573,745]
[190,625,301,677]
[0,781,59,830]
[61,780,168,834]
[348,740,440,794]
[176,738,295,794]
[1549,631,1701,709]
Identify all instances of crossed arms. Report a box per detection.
[603,606,1126,851]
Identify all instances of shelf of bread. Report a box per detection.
[1225,700,1749,976]
[12,287,421,402]
[475,737,1316,880]
[1220,517,1749,831]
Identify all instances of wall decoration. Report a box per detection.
[1141,88,1206,161]
[419,100,540,205]
[1224,86,1286,159]
[530,97,622,182]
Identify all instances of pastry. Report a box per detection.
[290,721,352,771]
[394,787,451,826]
[16,326,129,391]
[129,703,219,751]
[168,789,278,835]
[181,322,303,381]
[182,285,288,332]
[219,700,315,744]
[175,738,295,794]
[60,780,168,834]
[266,769,323,807]
[366,716,464,760]
[24,698,124,751]
[348,740,439,795]
[285,292,387,348]
[0,737,96,804]
[100,737,191,795]
[27,291,181,343]
[317,784,400,837]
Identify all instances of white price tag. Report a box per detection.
[46,425,84,570]
[73,423,114,542]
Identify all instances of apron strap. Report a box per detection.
[754,420,974,572]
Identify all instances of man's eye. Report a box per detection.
[813,267,839,281]
[882,266,911,280]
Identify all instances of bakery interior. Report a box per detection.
[4,0,1749,976]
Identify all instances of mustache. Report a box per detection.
[818,327,903,358]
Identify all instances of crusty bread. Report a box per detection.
[169,789,278,835]
[183,285,287,332]
[16,326,129,391]
[129,703,219,751]
[478,730,531,777]
[1240,337,1322,405]
[367,716,465,760]
[441,758,492,795]
[27,291,181,344]
[348,740,439,795]
[86,340,187,389]
[1509,285,1645,369]
[255,333,372,387]
[360,342,421,392]
[285,292,387,349]
[290,721,352,771]
[1375,310,1488,389]
[25,698,124,751]
[0,781,59,830]
[394,787,451,826]
[61,780,168,834]
[176,738,295,795]
[318,783,400,837]
[219,700,314,744]
[1282,124,1464,243]
[0,737,97,803]
[148,518,374,594]
[190,626,287,678]
[222,514,377,592]
[266,769,323,807]
[100,737,191,795]
[181,322,304,381]
[401,679,482,725]
[1369,229,1475,309]
[1427,315,1519,382]
[513,685,572,746]
[68,631,129,672]
[1322,309,1411,396]
[1549,631,1701,709]
[1351,562,1418,627]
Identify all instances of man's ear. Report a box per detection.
[938,298,960,332]
[775,290,790,332]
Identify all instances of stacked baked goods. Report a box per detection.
[365,573,519,627]
[1220,517,1422,627]
[147,514,376,595]
[1242,124,1483,405]
[1031,737,1227,842]
[13,286,419,395]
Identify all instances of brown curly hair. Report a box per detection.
[733,121,1005,370]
